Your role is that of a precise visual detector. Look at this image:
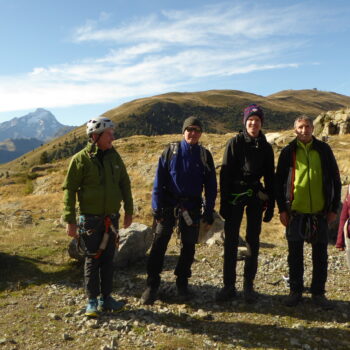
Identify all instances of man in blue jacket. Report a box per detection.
[141,116,217,305]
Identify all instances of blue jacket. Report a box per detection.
[152,139,217,213]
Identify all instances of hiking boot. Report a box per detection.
[177,285,194,303]
[243,281,257,304]
[312,294,334,310]
[141,287,158,305]
[215,287,237,302]
[99,296,125,312]
[85,298,99,317]
[284,291,302,307]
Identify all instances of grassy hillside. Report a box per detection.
[104,89,350,137]
[267,89,350,114]
[0,132,349,349]
[0,131,349,227]
[1,88,350,172]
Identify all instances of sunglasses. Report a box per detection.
[186,127,202,133]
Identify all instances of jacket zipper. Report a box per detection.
[306,147,313,213]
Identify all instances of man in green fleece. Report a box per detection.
[63,116,133,317]
[276,116,341,310]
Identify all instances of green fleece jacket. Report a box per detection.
[62,142,133,224]
[291,139,325,213]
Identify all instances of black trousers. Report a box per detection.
[286,214,328,295]
[146,208,200,289]
[223,198,263,288]
[79,214,118,299]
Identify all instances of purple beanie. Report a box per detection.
[243,104,264,125]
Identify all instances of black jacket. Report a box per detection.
[275,136,341,214]
[220,130,275,211]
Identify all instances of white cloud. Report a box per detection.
[0,1,344,114]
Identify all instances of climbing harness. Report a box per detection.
[299,214,318,244]
[77,216,119,259]
[92,216,119,259]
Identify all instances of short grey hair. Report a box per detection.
[293,115,314,129]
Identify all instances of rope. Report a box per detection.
[228,188,254,205]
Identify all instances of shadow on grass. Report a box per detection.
[0,251,83,292]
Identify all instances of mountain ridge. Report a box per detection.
[2,88,350,169]
[0,108,76,142]
[0,108,77,164]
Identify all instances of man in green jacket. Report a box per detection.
[63,116,133,317]
[276,115,341,310]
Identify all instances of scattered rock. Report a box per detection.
[114,223,153,267]
[48,313,61,320]
[62,333,73,341]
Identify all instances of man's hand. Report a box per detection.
[263,206,274,223]
[153,209,164,224]
[202,211,214,225]
[327,212,337,225]
[66,223,78,238]
[279,211,289,227]
[123,214,132,229]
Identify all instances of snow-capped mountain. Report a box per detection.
[0,108,76,142]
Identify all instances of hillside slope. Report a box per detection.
[104,89,350,137]
[0,132,349,349]
[0,138,43,163]
[2,89,350,171]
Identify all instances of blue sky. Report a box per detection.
[0,0,350,126]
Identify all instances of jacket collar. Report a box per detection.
[290,136,318,150]
[181,138,200,151]
[242,129,266,144]
[86,141,114,158]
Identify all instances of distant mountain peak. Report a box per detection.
[0,109,76,142]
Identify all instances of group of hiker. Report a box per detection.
[62,103,346,317]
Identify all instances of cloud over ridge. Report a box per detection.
[0,2,347,114]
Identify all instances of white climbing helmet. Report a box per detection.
[86,116,115,136]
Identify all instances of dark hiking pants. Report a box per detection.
[146,208,200,289]
[223,197,263,288]
[286,214,328,295]
[78,214,119,299]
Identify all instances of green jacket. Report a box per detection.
[62,142,133,224]
[291,140,325,213]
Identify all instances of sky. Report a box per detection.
[0,0,350,126]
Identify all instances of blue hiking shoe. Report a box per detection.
[85,298,99,317]
[98,296,125,312]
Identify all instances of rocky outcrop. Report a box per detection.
[114,223,153,267]
[313,108,350,137]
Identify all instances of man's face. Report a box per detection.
[295,119,314,144]
[183,125,202,144]
[246,115,262,138]
[93,128,115,150]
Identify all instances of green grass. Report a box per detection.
[0,220,81,294]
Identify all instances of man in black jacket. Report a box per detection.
[217,104,275,303]
[275,115,341,309]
